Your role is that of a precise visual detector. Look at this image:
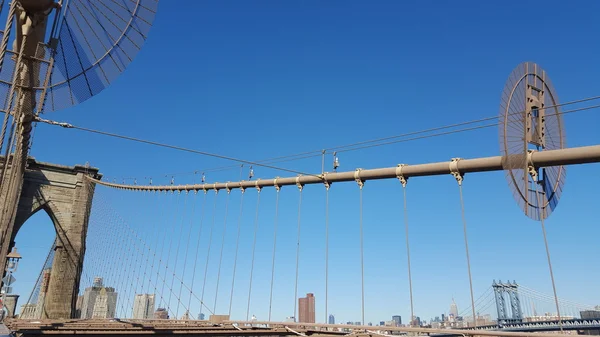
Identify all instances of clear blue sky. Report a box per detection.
[13,0,600,325]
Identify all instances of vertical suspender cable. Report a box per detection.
[458,183,477,327]
[324,183,330,323]
[168,191,188,315]
[188,191,207,315]
[213,188,231,313]
[399,168,415,327]
[161,191,181,309]
[533,181,563,332]
[268,185,281,321]
[359,183,365,326]
[246,187,262,321]
[177,189,198,318]
[229,188,245,317]
[200,190,219,318]
[293,183,303,322]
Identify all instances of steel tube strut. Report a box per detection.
[89,145,600,191]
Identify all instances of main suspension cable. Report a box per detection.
[36,96,600,181]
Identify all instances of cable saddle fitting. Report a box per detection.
[274,178,280,191]
[449,157,464,185]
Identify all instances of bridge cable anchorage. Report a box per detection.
[200,188,219,319]
[246,182,262,320]
[268,178,281,321]
[214,183,231,314]
[354,168,366,325]
[178,188,199,319]
[528,151,564,332]
[189,190,208,316]
[450,157,477,327]
[229,185,245,317]
[396,164,415,327]
[324,173,331,323]
[293,176,304,321]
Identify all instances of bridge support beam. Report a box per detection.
[1,157,101,319]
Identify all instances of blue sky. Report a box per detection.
[12,0,600,325]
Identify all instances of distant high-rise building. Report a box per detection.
[450,298,458,317]
[154,308,168,319]
[91,287,117,318]
[18,304,36,319]
[80,277,117,319]
[392,315,401,326]
[328,314,335,324]
[181,311,190,320]
[298,293,315,323]
[379,321,385,326]
[198,313,205,320]
[132,294,155,319]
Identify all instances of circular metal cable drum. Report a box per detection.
[499,61,566,221]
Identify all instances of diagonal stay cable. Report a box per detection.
[32,119,315,177]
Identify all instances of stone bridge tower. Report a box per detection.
[1,157,101,319]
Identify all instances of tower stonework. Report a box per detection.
[0,157,101,319]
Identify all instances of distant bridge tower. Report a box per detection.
[492,280,523,325]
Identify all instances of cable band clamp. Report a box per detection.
[396,164,408,187]
[355,168,364,189]
[450,157,463,186]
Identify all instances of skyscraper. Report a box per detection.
[298,293,315,323]
[328,314,335,324]
[450,298,458,317]
[392,315,401,326]
[132,294,155,319]
[80,277,118,319]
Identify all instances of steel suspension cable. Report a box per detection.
[293,184,303,321]
[177,189,199,319]
[246,187,262,321]
[200,190,219,318]
[455,174,477,327]
[187,191,207,316]
[147,190,167,295]
[268,186,281,321]
[213,189,231,313]
[229,188,245,317]
[154,191,173,308]
[161,191,180,309]
[170,191,190,317]
[533,182,563,332]
[399,172,415,327]
[324,184,330,323]
[358,179,365,326]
